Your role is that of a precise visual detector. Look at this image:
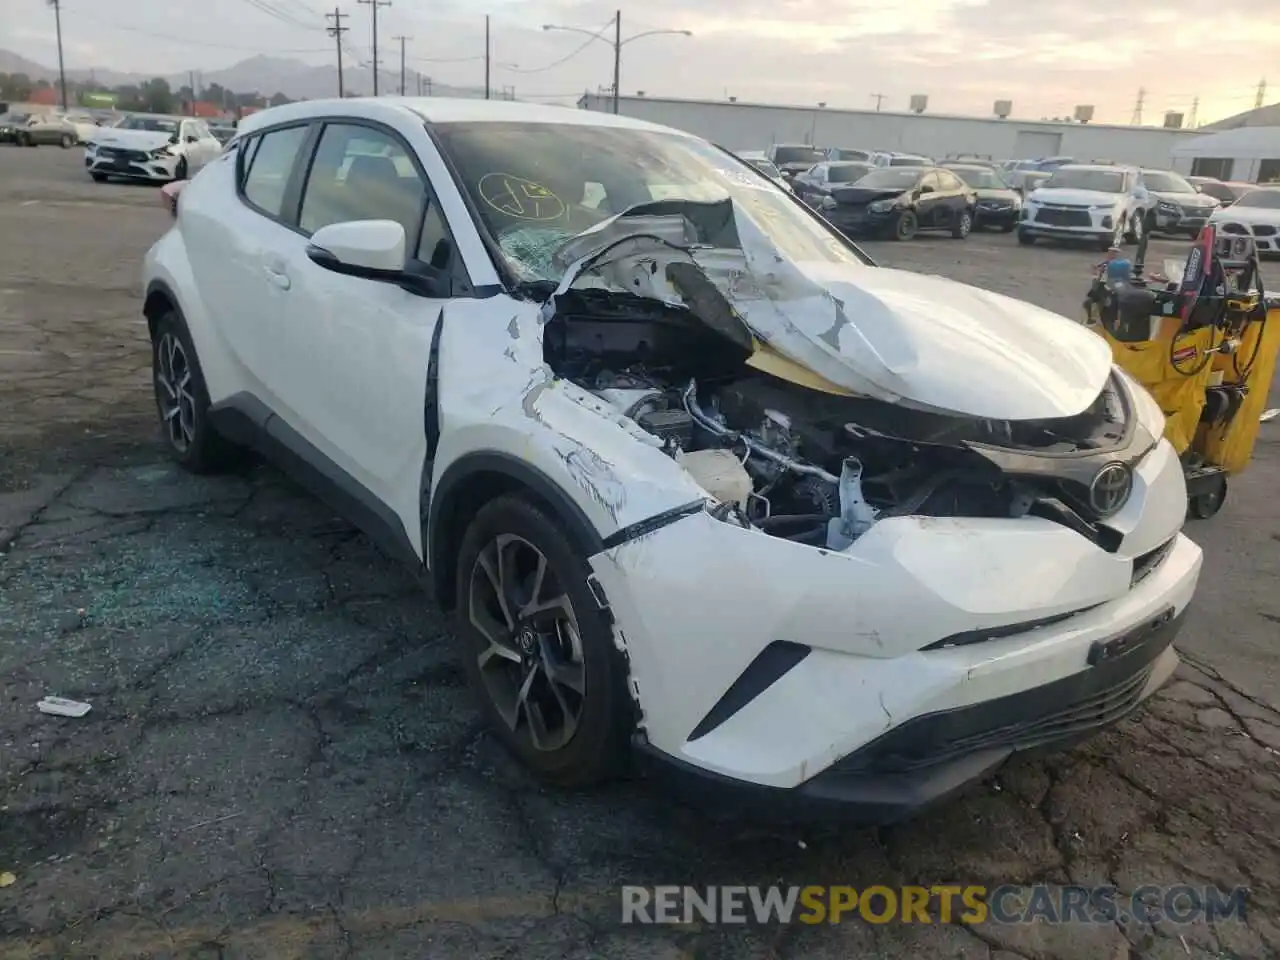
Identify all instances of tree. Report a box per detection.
[269,92,291,107]
[1,72,34,101]
[140,78,174,115]
[204,82,228,108]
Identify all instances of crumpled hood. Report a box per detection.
[546,201,1113,421]
[1030,187,1123,207]
[93,129,175,151]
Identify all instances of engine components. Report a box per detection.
[677,449,753,507]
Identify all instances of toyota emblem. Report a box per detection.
[1089,462,1133,517]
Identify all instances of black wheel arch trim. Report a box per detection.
[426,450,606,608]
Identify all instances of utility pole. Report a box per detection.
[392,35,409,94]
[1189,97,1199,129]
[870,93,885,111]
[47,0,68,110]
[485,15,491,100]
[189,70,196,114]
[611,9,621,114]
[1256,78,1268,109]
[1130,87,1145,125]
[357,0,391,96]
[326,8,349,97]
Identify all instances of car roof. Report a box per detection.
[1055,164,1129,173]
[736,150,767,159]
[236,96,690,139]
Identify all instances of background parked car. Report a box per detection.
[1018,163,1149,249]
[822,147,874,162]
[1139,169,1220,237]
[791,160,875,205]
[871,151,933,167]
[209,122,237,145]
[765,143,827,179]
[62,111,102,144]
[945,163,1021,231]
[1187,176,1253,208]
[0,110,78,147]
[1208,187,1280,256]
[815,164,976,240]
[88,114,223,183]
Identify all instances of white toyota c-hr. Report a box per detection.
[142,97,1201,822]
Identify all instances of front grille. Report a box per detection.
[100,147,147,162]
[1253,225,1277,237]
[1220,222,1248,235]
[1034,206,1091,227]
[1131,537,1174,587]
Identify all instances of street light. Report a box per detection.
[542,11,691,115]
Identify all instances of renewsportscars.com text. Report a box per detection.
[621,884,1248,926]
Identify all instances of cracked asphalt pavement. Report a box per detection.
[3,146,1280,960]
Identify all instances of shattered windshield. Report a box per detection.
[433,121,867,283]
[118,116,179,133]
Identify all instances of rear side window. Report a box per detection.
[241,125,310,219]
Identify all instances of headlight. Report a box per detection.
[868,199,895,213]
[1090,203,1117,211]
[820,195,837,210]
[1115,368,1166,438]
[1158,200,1177,212]
[149,146,174,158]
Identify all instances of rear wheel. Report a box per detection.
[893,210,918,241]
[59,133,73,149]
[455,495,630,787]
[150,310,243,473]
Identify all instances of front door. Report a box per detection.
[916,171,945,228]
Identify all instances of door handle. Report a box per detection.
[263,265,291,291]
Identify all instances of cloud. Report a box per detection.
[0,0,1274,124]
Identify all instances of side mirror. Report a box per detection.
[307,220,407,278]
[186,135,198,143]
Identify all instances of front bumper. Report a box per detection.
[1019,204,1117,241]
[589,437,1200,822]
[1152,206,1213,236]
[1214,217,1280,254]
[976,203,1019,226]
[0,128,19,144]
[89,148,180,181]
[825,206,898,235]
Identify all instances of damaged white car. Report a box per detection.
[142,98,1202,822]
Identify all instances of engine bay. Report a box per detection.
[542,283,1136,550]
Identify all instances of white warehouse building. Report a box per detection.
[577,94,1202,169]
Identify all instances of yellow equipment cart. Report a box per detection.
[1084,226,1280,518]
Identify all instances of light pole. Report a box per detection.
[542,12,691,115]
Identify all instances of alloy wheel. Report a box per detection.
[154,331,196,452]
[467,533,586,752]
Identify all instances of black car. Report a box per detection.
[791,160,875,207]
[944,163,1021,231]
[816,165,977,240]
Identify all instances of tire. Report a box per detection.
[1188,476,1227,520]
[150,310,243,473]
[90,172,107,183]
[1017,229,1035,246]
[892,210,918,241]
[1000,221,1016,233]
[16,132,31,147]
[174,157,189,181]
[60,134,73,149]
[951,209,973,239]
[455,495,630,787]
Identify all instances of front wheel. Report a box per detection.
[1017,229,1035,246]
[173,156,189,181]
[952,209,973,239]
[455,495,631,787]
[16,132,31,147]
[1000,221,1016,233]
[1188,475,1227,519]
[90,172,107,183]
[60,133,73,149]
[892,210,918,241]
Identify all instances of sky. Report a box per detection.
[1,0,1276,125]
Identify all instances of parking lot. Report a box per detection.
[3,143,1280,960]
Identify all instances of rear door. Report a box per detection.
[915,171,944,227]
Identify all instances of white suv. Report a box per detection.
[1018,164,1150,249]
[141,97,1199,821]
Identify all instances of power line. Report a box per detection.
[241,0,327,31]
[392,34,410,95]
[356,0,390,95]
[507,16,616,74]
[326,7,349,97]
[61,9,331,51]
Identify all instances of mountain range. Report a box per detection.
[0,48,498,101]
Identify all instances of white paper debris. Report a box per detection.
[37,697,91,718]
